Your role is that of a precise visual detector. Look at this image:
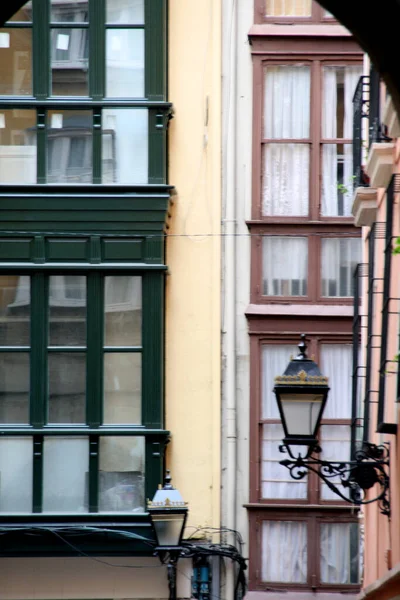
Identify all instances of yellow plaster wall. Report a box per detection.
[165,1,221,532]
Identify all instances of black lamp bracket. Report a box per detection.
[279,441,390,517]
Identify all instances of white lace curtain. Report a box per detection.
[322,66,362,216]
[261,521,308,582]
[320,523,359,583]
[261,344,352,500]
[321,238,361,297]
[261,520,358,584]
[262,65,310,216]
[262,236,308,296]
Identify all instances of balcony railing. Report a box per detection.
[352,75,369,189]
[353,68,392,189]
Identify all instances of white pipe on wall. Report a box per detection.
[222,0,238,598]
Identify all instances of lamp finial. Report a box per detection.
[164,470,173,490]
[297,334,307,359]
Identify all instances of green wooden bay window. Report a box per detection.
[0,266,166,515]
[0,0,171,531]
[0,0,169,185]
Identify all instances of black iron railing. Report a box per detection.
[377,175,398,434]
[351,262,367,459]
[352,76,369,189]
[352,67,391,189]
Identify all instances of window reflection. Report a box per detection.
[47,110,92,183]
[43,437,89,512]
[49,275,86,346]
[106,30,144,97]
[51,28,89,96]
[104,276,142,346]
[0,29,32,96]
[102,109,147,183]
[48,353,86,424]
[8,2,32,22]
[104,353,141,424]
[106,0,144,24]
[0,353,30,424]
[51,1,89,23]
[0,110,36,183]
[99,437,145,512]
[0,275,30,345]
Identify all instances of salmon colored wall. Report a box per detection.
[362,144,400,592]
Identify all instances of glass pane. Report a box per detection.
[104,353,141,424]
[262,144,309,216]
[264,66,310,138]
[106,0,144,24]
[102,109,148,184]
[0,29,32,96]
[321,238,361,297]
[262,345,297,419]
[0,110,36,183]
[321,143,353,216]
[48,353,86,424]
[262,237,307,296]
[265,0,311,16]
[49,275,86,346]
[0,275,30,345]
[51,0,88,23]
[47,110,92,183]
[106,30,144,97]
[43,436,88,512]
[320,425,351,501]
[262,424,307,499]
[99,436,145,512]
[0,437,32,512]
[321,522,359,583]
[8,2,32,22]
[51,28,89,96]
[261,521,307,582]
[320,344,352,418]
[0,353,29,424]
[104,276,142,346]
[322,66,362,139]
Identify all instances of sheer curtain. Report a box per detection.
[321,68,338,215]
[320,523,359,583]
[262,521,307,582]
[262,423,307,499]
[321,238,361,297]
[322,66,362,216]
[262,66,310,216]
[262,345,296,418]
[320,344,352,500]
[261,345,308,499]
[262,237,307,296]
[320,344,352,418]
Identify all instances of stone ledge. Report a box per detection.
[383,94,400,138]
[365,142,395,189]
[352,186,378,227]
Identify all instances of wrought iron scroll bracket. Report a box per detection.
[279,442,390,517]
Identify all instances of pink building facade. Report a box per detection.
[352,70,400,600]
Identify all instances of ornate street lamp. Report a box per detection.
[274,335,391,516]
[148,471,188,600]
[274,334,329,449]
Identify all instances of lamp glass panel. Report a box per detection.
[152,512,186,546]
[280,393,324,437]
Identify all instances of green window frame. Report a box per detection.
[0,0,169,185]
[0,266,166,515]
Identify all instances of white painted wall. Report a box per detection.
[221,0,253,593]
